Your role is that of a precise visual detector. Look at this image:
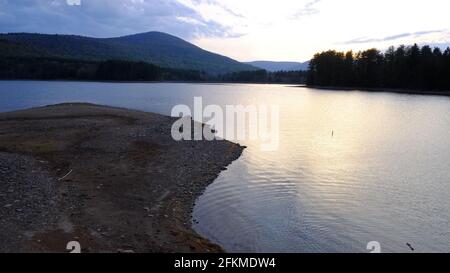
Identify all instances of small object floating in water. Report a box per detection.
[406,243,415,251]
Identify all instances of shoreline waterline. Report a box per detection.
[297,85,450,97]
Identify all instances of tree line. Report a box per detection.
[0,57,207,81]
[0,56,306,83]
[3,43,448,89]
[220,70,307,83]
[307,44,450,91]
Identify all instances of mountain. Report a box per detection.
[0,32,257,75]
[0,39,51,58]
[245,61,310,72]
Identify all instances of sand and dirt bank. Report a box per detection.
[0,103,244,253]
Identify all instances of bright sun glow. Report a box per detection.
[183,0,450,61]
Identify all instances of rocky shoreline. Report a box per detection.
[0,103,244,253]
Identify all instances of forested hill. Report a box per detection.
[307,44,450,92]
[0,38,209,81]
[0,39,305,83]
[0,39,50,58]
[0,32,257,75]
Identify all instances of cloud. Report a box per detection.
[191,0,245,19]
[292,0,322,18]
[342,30,447,45]
[0,0,235,39]
[176,0,248,38]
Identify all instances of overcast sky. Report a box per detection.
[1,0,449,62]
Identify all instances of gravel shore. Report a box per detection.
[0,103,244,253]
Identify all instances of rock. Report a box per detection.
[117,249,135,254]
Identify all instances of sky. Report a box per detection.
[1,0,450,62]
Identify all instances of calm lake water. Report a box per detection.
[1,81,450,253]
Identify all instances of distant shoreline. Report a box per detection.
[297,85,450,97]
[2,80,449,97]
[0,79,450,97]
[0,78,301,85]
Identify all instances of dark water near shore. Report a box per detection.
[1,80,450,253]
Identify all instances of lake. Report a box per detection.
[1,80,450,253]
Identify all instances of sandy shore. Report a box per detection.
[0,103,244,253]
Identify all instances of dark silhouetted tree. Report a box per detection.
[307,44,450,92]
